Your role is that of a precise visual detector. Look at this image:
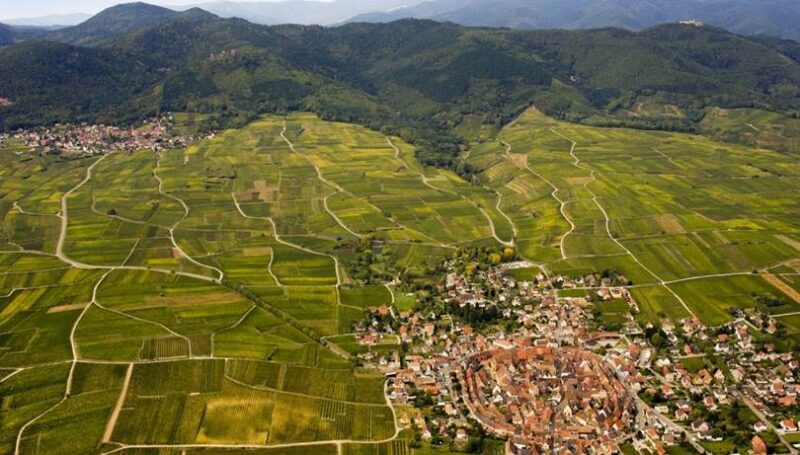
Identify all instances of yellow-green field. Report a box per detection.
[469,108,800,326]
[1,109,799,453]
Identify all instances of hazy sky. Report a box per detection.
[0,0,309,20]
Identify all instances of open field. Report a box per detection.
[468,108,800,326]
[0,116,416,453]
[1,109,799,452]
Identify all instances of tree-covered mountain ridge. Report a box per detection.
[350,0,800,42]
[1,2,799,167]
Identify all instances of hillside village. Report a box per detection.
[0,115,198,156]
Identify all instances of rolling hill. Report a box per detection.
[351,0,800,42]
[181,0,413,26]
[0,24,13,46]
[2,6,800,166]
[1,4,800,453]
[46,2,219,46]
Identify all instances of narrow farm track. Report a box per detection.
[93,297,193,357]
[56,153,115,262]
[223,373,388,407]
[0,368,25,384]
[486,141,519,241]
[154,152,225,282]
[266,247,282,286]
[521,160,574,260]
[98,377,405,455]
[50,153,219,283]
[120,239,140,267]
[499,128,577,260]
[231,187,352,359]
[386,137,409,170]
[231,189,343,287]
[453,138,553,282]
[385,137,455,245]
[67,270,113,394]
[384,283,396,306]
[102,363,133,443]
[11,201,58,217]
[421,174,511,246]
[547,128,700,322]
[15,269,112,454]
[280,122,364,240]
[211,304,258,355]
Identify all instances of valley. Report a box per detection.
[2,0,800,452]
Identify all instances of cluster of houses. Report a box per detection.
[350,259,800,454]
[9,115,193,155]
[460,345,636,454]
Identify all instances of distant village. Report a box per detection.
[351,255,800,455]
[0,114,204,156]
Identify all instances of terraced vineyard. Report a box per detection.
[1,110,799,454]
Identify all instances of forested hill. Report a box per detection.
[1,4,800,166]
[350,0,800,42]
[46,3,220,46]
[0,24,13,46]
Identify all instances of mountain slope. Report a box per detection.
[182,0,416,25]
[0,23,50,46]
[1,13,799,166]
[0,41,158,123]
[46,2,218,46]
[351,0,800,41]
[0,24,13,46]
[3,13,93,27]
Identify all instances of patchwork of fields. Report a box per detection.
[473,109,800,326]
[1,109,799,453]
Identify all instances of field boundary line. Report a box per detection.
[15,270,113,455]
[223,373,389,407]
[548,127,700,322]
[280,121,363,240]
[102,363,133,443]
[154,152,225,282]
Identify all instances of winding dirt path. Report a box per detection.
[419,173,510,245]
[280,122,363,240]
[231,187,351,359]
[521,160,574,260]
[548,128,700,322]
[56,154,114,262]
[99,375,405,455]
[51,153,218,283]
[15,269,112,454]
[153,153,225,282]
